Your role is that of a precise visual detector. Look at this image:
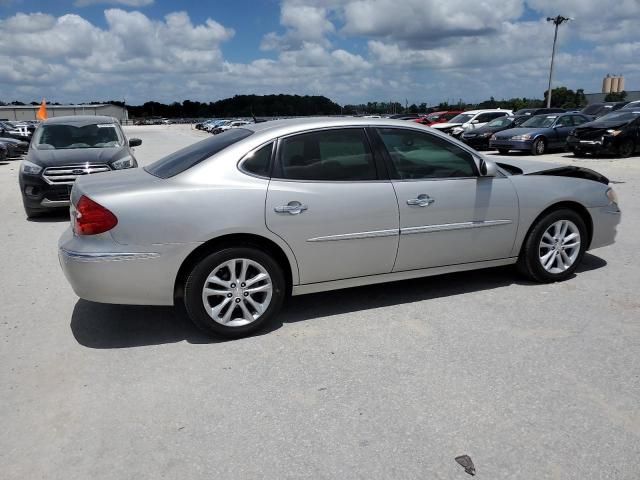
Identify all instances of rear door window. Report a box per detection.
[146,128,253,178]
[276,128,378,181]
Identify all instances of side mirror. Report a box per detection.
[478,157,497,177]
[129,138,142,147]
[471,119,480,124]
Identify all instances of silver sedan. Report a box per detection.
[58,118,621,337]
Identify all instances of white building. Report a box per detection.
[0,104,128,122]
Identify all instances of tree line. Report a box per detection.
[1,86,621,118]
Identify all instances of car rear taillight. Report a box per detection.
[73,195,118,235]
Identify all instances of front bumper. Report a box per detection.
[566,136,617,155]
[19,172,71,210]
[588,204,621,250]
[489,139,533,151]
[461,135,491,149]
[58,228,200,306]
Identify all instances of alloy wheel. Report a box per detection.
[538,219,581,274]
[201,258,273,327]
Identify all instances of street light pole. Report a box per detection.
[546,15,571,108]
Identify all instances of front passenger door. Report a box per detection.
[374,127,519,271]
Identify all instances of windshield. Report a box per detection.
[448,113,474,124]
[34,123,123,150]
[581,104,605,115]
[145,128,253,178]
[593,111,640,124]
[521,115,558,128]
[621,101,640,110]
[487,117,514,128]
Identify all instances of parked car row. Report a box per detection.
[196,119,253,134]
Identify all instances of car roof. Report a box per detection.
[242,116,458,139]
[42,115,118,126]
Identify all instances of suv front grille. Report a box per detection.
[42,164,111,185]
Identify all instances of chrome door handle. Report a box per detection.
[407,194,435,207]
[274,201,308,215]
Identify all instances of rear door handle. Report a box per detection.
[406,194,435,207]
[274,201,308,215]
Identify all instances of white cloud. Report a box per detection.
[261,2,334,50]
[74,0,154,7]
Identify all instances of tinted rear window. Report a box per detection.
[145,128,253,178]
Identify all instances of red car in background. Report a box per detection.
[414,110,463,126]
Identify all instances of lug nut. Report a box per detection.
[235,298,241,303]
[227,293,232,298]
[244,292,249,297]
[241,283,246,287]
[230,283,236,288]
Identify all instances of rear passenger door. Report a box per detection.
[265,128,399,285]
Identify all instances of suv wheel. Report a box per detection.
[184,247,286,338]
[617,139,635,158]
[517,209,587,283]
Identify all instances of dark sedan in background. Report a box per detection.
[460,115,529,150]
[580,102,627,119]
[567,110,640,158]
[19,115,141,217]
[0,136,29,157]
[490,113,591,155]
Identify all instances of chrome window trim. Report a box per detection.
[401,220,513,235]
[237,140,275,180]
[307,229,398,243]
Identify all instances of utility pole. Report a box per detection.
[546,15,571,108]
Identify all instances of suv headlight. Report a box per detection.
[20,160,42,175]
[606,129,622,136]
[511,134,532,141]
[111,156,135,170]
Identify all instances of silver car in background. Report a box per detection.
[58,118,620,338]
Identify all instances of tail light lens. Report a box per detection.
[73,195,118,235]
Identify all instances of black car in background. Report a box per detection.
[567,110,640,158]
[460,115,529,149]
[580,102,627,119]
[513,108,565,116]
[19,115,141,217]
[0,136,29,157]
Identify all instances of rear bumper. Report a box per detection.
[588,205,621,250]
[58,228,200,306]
[489,139,533,151]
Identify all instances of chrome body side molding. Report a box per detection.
[59,247,159,262]
[307,229,398,242]
[401,219,512,236]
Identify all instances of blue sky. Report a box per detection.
[0,0,638,106]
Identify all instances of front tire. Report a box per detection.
[531,137,546,155]
[517,209,587,283]
[184,247,286,338]
[617,139,635,158]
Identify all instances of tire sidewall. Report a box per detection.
[531,137,546,155]
[618,139,634,158]
[521,209,587,282]
[184,247,286,338]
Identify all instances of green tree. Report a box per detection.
[604,91,627,102]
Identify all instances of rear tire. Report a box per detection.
[497,149,509,155]
[183,247,286,338]
[531,137,546,155]
[517,208,587,283]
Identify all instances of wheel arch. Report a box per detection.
[174,233,296,301]
[519,201,594,256]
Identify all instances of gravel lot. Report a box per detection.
[2,124,638,479]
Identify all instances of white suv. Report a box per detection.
[431,109,512,138]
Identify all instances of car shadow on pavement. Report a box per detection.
[27,210,69,223]
[70,254,606,348]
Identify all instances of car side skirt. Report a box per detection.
[292,257,518,296]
